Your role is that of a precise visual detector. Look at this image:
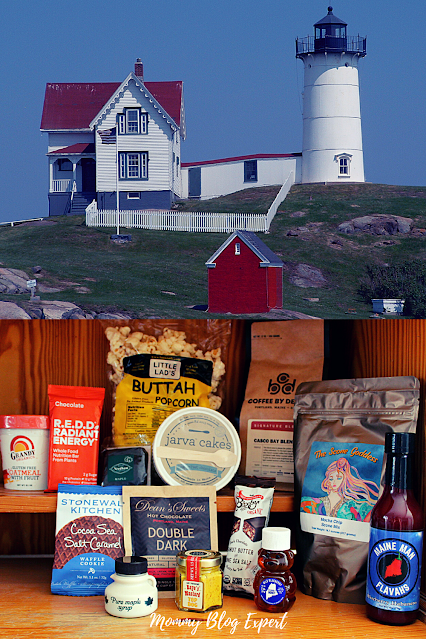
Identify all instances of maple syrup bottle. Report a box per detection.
[366,432,423,625]
[253,527,296,613]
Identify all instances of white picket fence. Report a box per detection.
[86,172,294,233]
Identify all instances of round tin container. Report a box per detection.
[0,415,49,490]
[153,407,241,490]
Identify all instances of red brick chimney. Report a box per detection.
[135,59,144,81]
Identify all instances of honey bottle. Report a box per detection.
[366,432,423,625]
[253,527,296,613]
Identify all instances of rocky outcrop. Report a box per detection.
[338,214,413,235]
[0,268,61,294]
[289,264,327,288]
[0,302,31,318]
[0,268,33,294]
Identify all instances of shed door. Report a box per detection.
[188,167,201,198]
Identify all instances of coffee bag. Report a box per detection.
[239,320,324,489]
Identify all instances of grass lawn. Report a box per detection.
[0,183,425,318]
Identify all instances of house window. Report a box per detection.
[127,109,139,133]
[336,154,352,177]
[244,160,258,182]
[118,109,148,134]
[58,159,72,171]
[127,192,141,199]
[235,243,241,255]
[339,158,349,175]
[119,152,148,180]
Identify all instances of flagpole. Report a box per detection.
[116,123,120,235]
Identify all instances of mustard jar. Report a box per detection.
[176,549,223,612]
[104,556,158,618]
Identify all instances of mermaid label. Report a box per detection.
[300,441,383,542]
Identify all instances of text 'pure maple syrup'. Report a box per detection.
[366,432,424,625]
[253,527,296,613]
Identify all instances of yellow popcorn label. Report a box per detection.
[114,354,212,446]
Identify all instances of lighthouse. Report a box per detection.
[296,7,366,184]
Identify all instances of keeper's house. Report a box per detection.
[206,231,283,314]
[40,60,186,216]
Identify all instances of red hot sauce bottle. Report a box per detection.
[253,527,296,613]
[366,432,423,625]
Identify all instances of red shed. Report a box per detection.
[206,230,283,314]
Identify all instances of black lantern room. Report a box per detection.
[314,6,347,52]
[296,6,366,58]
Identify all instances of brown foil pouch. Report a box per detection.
[293,376,419,604]
[239,320,324,490]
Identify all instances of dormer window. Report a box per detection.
[118,109,148,135]
[336,153,352,177]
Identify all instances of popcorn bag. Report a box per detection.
[47,385,105,491]
[113,353,213,447]
[102,320,231,447]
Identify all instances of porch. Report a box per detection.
[48,144,96,216]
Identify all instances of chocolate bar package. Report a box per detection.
[293,376,419,604]
[223,476,275,597]
[122,485,217,597]
[51,484,123,596]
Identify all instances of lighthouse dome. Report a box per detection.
[314,6,347,52]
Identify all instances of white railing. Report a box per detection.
[265,171,295,231]
[85,176,294,233]
[86,204,268,233]
[51,179,72,192]
[0,217,45,227]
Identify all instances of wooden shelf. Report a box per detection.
[0,558,424,639]
[0,486,294,514]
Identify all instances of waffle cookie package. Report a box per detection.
[223,476,275,597]
[51,484,124,596]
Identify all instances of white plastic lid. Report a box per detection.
[262,527,291,551]
[153,407,241,491]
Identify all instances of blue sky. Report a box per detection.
[1,0,425,223]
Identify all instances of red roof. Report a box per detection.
[47,143,95,155]
[41,80,183,130]
[181,153,301,168]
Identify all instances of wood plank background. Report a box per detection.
[0,318,424,613]
[0,319,245,555]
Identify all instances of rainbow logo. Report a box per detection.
[10,435,35,460]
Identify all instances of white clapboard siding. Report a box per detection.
[95,81,175,192]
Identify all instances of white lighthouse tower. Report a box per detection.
[296,7,366,184]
